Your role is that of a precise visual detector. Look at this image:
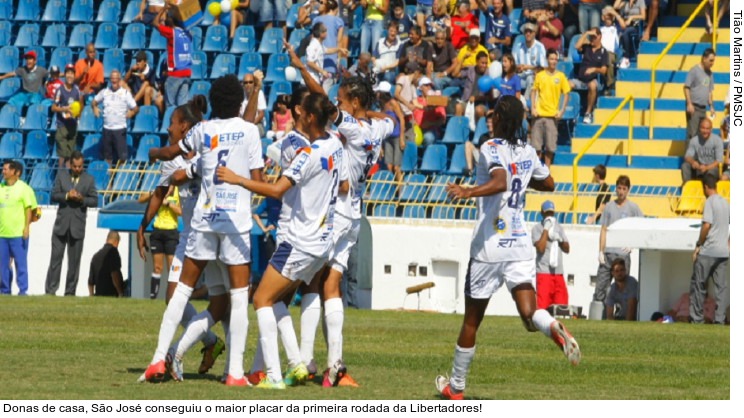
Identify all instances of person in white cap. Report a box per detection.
[414,77,446,146]
[0,50,49,108]
[514,21,547,100]
[457,28,491,69]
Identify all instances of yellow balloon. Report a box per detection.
[413,125,424,147]
[231,0,239,9]
[69,101,82,118]
[208,1,221,17]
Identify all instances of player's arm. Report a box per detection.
[218,166,294,200]
[285,40,326,95]
[626,297,638,321]
[605,304,614,320]
[149,142,185,161]
[243,70,264,123]
[693,221,712,261]
[529,174,555,191]
[446,167,507,200]
[559,239,570,253]
[165,196,182,216]
[136,186,169,260]
[534,227,549,254]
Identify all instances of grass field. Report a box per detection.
[0,296,730,400]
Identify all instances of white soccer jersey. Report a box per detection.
[158,155,201,231]
[178,118,264,234]
[280,134,346,256]
[279,129,311,170]
[470,138,550,263]
[333,110,393,219]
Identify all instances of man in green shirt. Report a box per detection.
[0,160,37,295]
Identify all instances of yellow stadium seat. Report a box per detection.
[717,180,730,200]
[672,180,704,215]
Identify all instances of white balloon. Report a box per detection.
[284,66,298,82]
[220,0,232,14]
[488,61,503,79]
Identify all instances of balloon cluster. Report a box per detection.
[207,0,239,26]
[477,75,498,93]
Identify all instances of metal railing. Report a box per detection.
[572,95,635,223]
[649,0,714,138]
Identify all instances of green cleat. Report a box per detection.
[283,363,309,386]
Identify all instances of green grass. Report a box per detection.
[0,296,729,400]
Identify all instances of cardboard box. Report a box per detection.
[171,0,203,29]
[426,95,449,107]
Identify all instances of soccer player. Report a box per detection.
[216,92,347,389]
[435,95,581,400]
[143,75,264,386]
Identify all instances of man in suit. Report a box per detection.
[45,151,99,296]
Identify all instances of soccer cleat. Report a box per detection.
[143,360,166,383]
[283,363,309,386]
[199,337,225,374]
[247,370,267,386]
[255,377,287,390]
[225,374,252,386]
[550,321,581,366]
[166,352,184,382]
[323,360,348,387]
[435,375,464,400]
[307,359,318,380]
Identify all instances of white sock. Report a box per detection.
[221,317,230,377]
[257,306,282,382]
[324,297,344,368]
[181,302,197,328]
[300,293,321,365]
[450,345,476,392]
[227,287,249,378]
[175,310,214,358]
[274,302,302,368]
[532,309,555,337]
[152,282,193,363]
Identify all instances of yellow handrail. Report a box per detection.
[572,95,634,224]
[650,0,710,138]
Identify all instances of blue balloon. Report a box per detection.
[220,11,231,26]
[477,75,494,93]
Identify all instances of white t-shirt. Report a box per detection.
[470,138,550,262]
[158,155,200,230]
[178,117,264,234]
[238,90,268,117]
[94,87,137,130]
[333,110,393,219]
[600,25,619,54]
[280,134,347,255]
[279,129,311,170]
[306,37,325,84]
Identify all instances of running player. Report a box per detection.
[216,92,347,389]
[435,95,581,400]
[143,75,264,386]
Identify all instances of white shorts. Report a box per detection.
[465,258,536,299]
[168,231,189,283]
[269,241,328,285]
[330,215,359,273]
[204,260,230,296]
[185,230,252,265]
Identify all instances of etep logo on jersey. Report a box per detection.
[509,160,533,175]
[204,131,245,150]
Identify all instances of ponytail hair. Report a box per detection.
[177,94,207,126]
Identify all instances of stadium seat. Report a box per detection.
[442,116,470,145]
[13,23,39,48]
[288,28,308,50]
[190,50,207,80]
[509,8,522,35]
[0,78,19,101]
[21,103,49,131]
[264,53,290,83]
[202,25,228,53]
[95,22,119,50]
[189,26,203,51]
[23,130,49,160]
[0,19,11,46]
[131,105,159,134]
[372,203,396,217]
[14,0,40,21]
[69,0,94,22]
[445,144,467,175]
[0,0,11,20]
[96,0,121,23]
[121,0,140,23]
[238,52,262,78]
[473,117,488,143]
[103,48,125,79]
[188,80,210,100]
[121,23,147,51]
[210,53,236,79]
[426,175,456,203]
[286,3,301,28]
[0,131,23,159]
[0,104,21,131]
[201,6,215,26]
[399,173,428,202]
[81,133,101,159]
[557,61,574,79]
[367,170,397,203]
[419,143,448,173]
[402,205,427,219]
[148,29,166,50]
[268,81,292,110]
[328,83,340,103]
[111,161,142,193]
[673,180,704,215]
[460,205,477,220]
[559,92,581,139]
[230,26,255,54]
[42,24,67,50]
[134,134,160,162]
[88,159,110,190]
[41,0,66,22]
[29,161,54,190]
[139,162,161,191]
[400,141,418,172]
[258,27,284,55]
[512,34,525,52]
[441,86,461,97]
[78,105,102,134]
[431,206,456,219]
[49,47,74,71]
[35,190,50,205]
[0,45,19,74]
[569,34,582,63]
[68,23,94,50]
[159,106,175,134]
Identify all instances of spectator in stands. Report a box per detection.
[684,48,716,142]
[88,230,124,297]
[361,0,390,54]
[594,174,643,309]
[425,0,452,40]
[532,200,570,310]
[267,94,294,142]
[642,0,673,41]
[297,0,322,29]
[599,7,620,93]
[0,51,49,109]
[430,29,460,90]
[125,51,157,107]
[230,1,251,39]
[578,0,604,33]
[514,22,547,99]
[314,0,348,81]
[451,1,479,49]
[391,0,415,41]
[456,29,490,70]
[605,258,638,321]
[478,0,512,51]
[414,77,447,145]
[376,82,407,187]
[457,51,491,122]
[395,69,424,151]
[587,164,611,224]
[373,20,403,84]
[45,150,98,296]
[306,22,335,92]
[74,44,105,97]
[92,70,139,165]
[154,5,192,108]
[571,27,608,124]
[530,48,571,166]
[536,1,564,54]
[45,66,64,101]
[261,0,289,35]
[0,160,36,295]
[668,292,716,323]
[682,118,724,184]
[705,0,729,35]
[495,53,521,100]
[416,0,436,30]
[558,0,581,42]
[52,65,83,170]
[240,71,268,137]
[346,53,376,86]
[611,0,644,71]
[690,173,729,324]
[522,0,548,22]
[134,0,168,26]
[398,26,433,75]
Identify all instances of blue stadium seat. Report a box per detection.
[78,105,101,134]
[149,29,166,50]
[121,0,140,23]
[201,5,215,26]
[35,190,50,205]
[445,144,467,175]
[509,8,522,35]
[268,81,292,110]
[14,23,39,48]
[29,161,54,190]
[68,24,94,50]
[419,143,447,173]
[23,130,49,160]
[103,48,125,79]
[131,105,159,134]
[0,20,11,46]
[0,46,18,73]
[41,0,67,22]
[0,131,22,158]
[258,27,284,55]
[81,133,101,159]
[441,86,461,97]
[69,0,94,22]
[367,170,397,202]
[188,80,210,100]
[402,205,427,219]
[512,34,525,52]
[159,106,175,134]
[372,203,396,217]
[134,134,160,162]
[188,50,207,80]
[49,47,74,71]
[139,162,161,191]
[230,26,255,54]
[121,22,147,51]
[426,175,456,203]
[189,26,203,51]
[111,161,142,193]
[95,22,119,50]
[264,53,290,83]
[473,117,488,142]
[400,141,418,172]
[460,205,477,220]
[0,104,21,131]
[569,34,582,63]
[286,3,301,28]
[202,25,228,53]
[442,116,469,144]
[557,61,574,79]
[96,0,121,22]
[400,173,427,202]
[0,78,20,101]
[210,53,236,79]
[238,52,262,78]
[431,206,456,219]
[559,91,581,139]
[328,83,340,103]
[88,160,110,191]
[24,46,46,68]
[0,0,11,20]
[14,0,40,21]
[288,28,308,50]
[22,103,49,131]
[42,24,67,50]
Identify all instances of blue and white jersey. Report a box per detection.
[279,129,311,171]
[179,117,264,234]
[470,138,550,262]
[280,134,347,256]
[158,155,201,231]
